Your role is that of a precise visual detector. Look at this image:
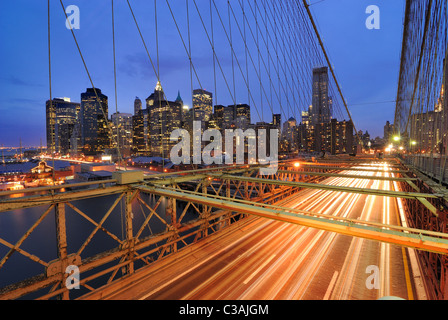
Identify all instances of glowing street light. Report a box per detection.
[294,162,300,168]
[393,136,400,142]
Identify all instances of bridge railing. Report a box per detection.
[401,154,448,185]
[398,159,448,300]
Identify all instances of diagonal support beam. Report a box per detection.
[278,169,417,182]
[135,185,448,255]
[211,174,442,199]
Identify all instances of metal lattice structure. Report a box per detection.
[2,159,448,300]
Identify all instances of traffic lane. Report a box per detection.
[143,165,414,300]
[300,174,413,299]
[142,220,292,300]
[183,176,374,299]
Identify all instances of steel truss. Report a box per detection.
[0,159,448,300]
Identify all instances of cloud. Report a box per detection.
[0,75,44,88]
[119,49,232,82]
[0,98,43,112]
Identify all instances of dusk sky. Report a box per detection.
[0,0,405,147]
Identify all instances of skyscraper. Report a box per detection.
[148,81,182,157]
[80,88,110,155]
[235,104,251,130]
[193,89,213,122]
[220,104,252,130]
[213,105,225,130]
[272,114,281,130]
[134,97,142,115]
[314,119,354,155]
[46,98,80,155]
[175,91,189,124]
[111,112,133,158]
[223,105,236,129]
[282,117,298,152]
[175,91,183,107]
[132,108,149,155]
[310,66,332,125]
[384,120,394,141]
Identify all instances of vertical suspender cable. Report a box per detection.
[111,0,124,169]
[48,0,55,185]
[210,0,217,106]
[154,0,164,168]
[187,0,194,118]
[228,1,236,105]
[242,0,250,109]
[155,0,160,78]
[186,0,197,169]
[264,0,273,119]
[112,0,125,240]
[255,1,263,122]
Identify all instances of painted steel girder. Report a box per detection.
[136,185,448,255]
[210,174,441,200]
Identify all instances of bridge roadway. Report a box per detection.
[81,163,426,300]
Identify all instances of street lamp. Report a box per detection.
[410,140,417,153]
[393,136,401,142]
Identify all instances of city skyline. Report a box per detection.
[0,1,405,147]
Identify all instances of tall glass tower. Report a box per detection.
[46,97,80,155]
[80,88,110,155]
[311,66,332,125]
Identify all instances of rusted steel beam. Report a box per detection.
[0,204,54,270]
[124,191,135,275]
[143,164,263,180]
[55,203,69,300]
[212,174,441,199]
[0,185,128,212]
[0,179,117,197]
[282,164,409,174]
[277,169,417,182]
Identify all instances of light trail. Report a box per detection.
[89,161,420,300]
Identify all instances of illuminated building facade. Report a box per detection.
[134,97,142,115]
[213,105,225,130]
[310,66,332,125]
[111,112,133,158]
[132,108,150,155]
[272,114,281,131]
[80,88,110,155]
[46,97,80,155]
[281,117,298,153]
[317,119,353,154]
[148,82,182,157]
[193,89,213,122]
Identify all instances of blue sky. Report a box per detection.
[0,0,405,147]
